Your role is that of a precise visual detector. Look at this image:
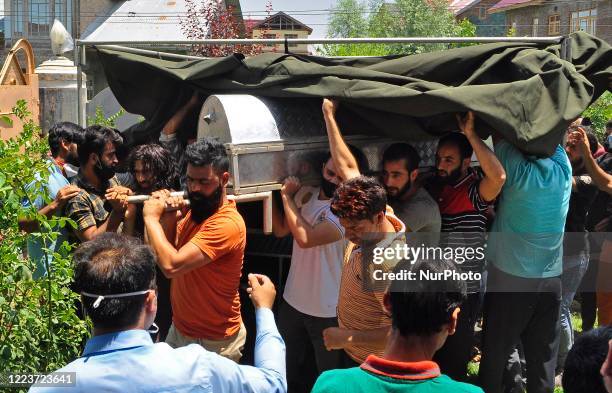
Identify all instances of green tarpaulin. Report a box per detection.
[97,32,611,157]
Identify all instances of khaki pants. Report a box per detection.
[165,322,247,362]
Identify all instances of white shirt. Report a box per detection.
[283,186,346,318]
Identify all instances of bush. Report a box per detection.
[0,100,88,383]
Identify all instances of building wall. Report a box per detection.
[457,0,507,36]
[1,0,119,65]
[503,0,610,43]
[252,28,310,54]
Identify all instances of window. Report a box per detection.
[12,0,24,36]
[54,0,73,35]
[571,8,597,34]
[532,17,539,36]
[284,33,298,47]
[548,14,560,35]
[29,0,50,36]
[478,6,487,20]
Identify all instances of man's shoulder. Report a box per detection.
[312,367,364,393]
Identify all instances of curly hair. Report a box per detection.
[128,144,179,191]
[330,176,386,221]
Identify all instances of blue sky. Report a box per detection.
[241,0,338,38]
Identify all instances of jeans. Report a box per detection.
[479,265,562,393]
[558,251,589,371]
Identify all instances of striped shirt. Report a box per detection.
[430,170,491,293]
[337,211,406,363]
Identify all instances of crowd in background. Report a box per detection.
[17,96,612,393]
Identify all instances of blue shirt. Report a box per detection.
[21,161,70,279]
[486,141,571,278]
[29,308,286,393]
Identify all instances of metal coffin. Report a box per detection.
[197,94,438,195]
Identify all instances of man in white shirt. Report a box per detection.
[272,153,348,393]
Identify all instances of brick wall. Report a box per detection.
[504,0,610,43]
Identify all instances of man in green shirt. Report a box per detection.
[312,258,483,393]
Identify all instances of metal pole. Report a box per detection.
[95,45,208,60]
[75,43,83,127]
[77,36,564,46]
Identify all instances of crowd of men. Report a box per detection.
[18,97,612,393]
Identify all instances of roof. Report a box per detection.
[449,0,482,16]
[250,11,313,34]
[488,0,542,14]
[82,0,193,42]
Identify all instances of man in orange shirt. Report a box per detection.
[143,137,247,361]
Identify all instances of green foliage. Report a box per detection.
[0,100,88,380]
[582,91,612,142]
[87,106,126,128]
[319,0,477,56]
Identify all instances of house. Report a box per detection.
[488,0,611,43]
[451,0,506,36]
[247,11,312,54]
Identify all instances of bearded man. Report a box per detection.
[143,137,247,362]
[381,143,441,245]
[65,125,132,243]
[426,113,506,382]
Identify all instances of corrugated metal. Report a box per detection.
[81,0,196,42]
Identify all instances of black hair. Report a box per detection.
[606,119,612,130]
[382,143,421,173]
[580,117,592,127]
[128,144,179,190]
[562,326,612,393]
[183,137,229,173]
[47,122,84,157]
[77,125,123,166]
[73,233,157,330]
[438,132,473,160]
[330,176,387,220]
[388,259,466,337]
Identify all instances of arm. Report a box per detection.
[323,325,390,351]
[76,210,125,242]
[322,99,360,180]
[458,112,506,202]
[569,128,612,194]
[18,185,81,233]
[143,192,211,278]
[207,274,286,393]
[280,177,342,248]
[271,193,290,238]
[161,92,200,137]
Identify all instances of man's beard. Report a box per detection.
[94,159,116,182]
[321,177,338,198]
[437,166,462,185]
[188,185,222,224]
[386,179,411,203]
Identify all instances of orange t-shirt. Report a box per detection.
[171,199,246,340]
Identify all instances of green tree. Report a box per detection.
[0,100,88,385]
[582,91,611,142]
[320,0,477,56]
